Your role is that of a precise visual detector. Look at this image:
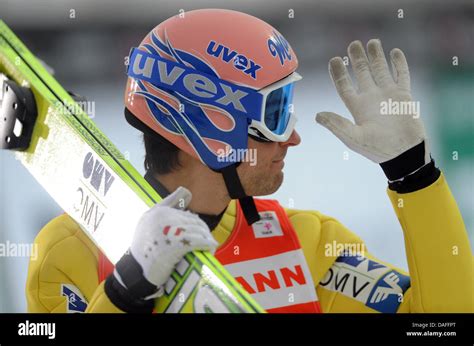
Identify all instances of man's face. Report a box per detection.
[237,130,301,196]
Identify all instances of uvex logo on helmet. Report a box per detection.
[267,30,292,65]
[128,48,262,119]
[206,41,262,79]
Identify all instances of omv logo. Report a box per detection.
[267,31,292,65]
[206,41,262,79]
[82,152,115,197]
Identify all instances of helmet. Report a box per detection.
[124,9,300,224]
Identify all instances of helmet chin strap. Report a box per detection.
[124,108,261,225]
[220,164,261,225]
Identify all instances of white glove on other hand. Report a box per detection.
[316,39,430,166]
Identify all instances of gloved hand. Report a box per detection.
[316,39,431,181]
[105,186,218,313]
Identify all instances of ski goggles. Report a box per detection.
[126,48,301,142]
[248,72,301,142]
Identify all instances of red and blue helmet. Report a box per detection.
[124,9,300,171]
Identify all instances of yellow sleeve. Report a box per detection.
[288,173,472,313]
[289,209,409,313]
[386,173,473,312]
[26,214,123,313]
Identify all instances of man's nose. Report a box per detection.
[280,130,301,147]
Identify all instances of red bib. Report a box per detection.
[98,199,321,313]
[215,199,321,313]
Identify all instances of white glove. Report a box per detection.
[128,186,218,292]
[105,187,218,312]
[316,39,430,167]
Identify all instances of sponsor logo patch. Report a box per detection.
[251,211,283,238]
[319,253,410,313]
[61,284,88,313]
[224,249,317,310]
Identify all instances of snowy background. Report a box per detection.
[0,0,473,312]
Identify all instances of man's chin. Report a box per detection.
[273,171,284,192]
[251,171,284,197]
